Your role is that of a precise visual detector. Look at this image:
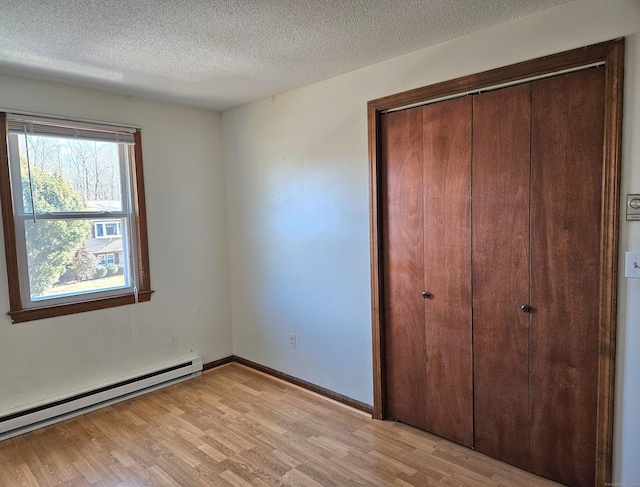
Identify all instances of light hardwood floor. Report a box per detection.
[0,363,562,486]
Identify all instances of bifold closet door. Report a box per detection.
[422,97,473,447]
[381,97,473,447]
[380,110,427,429]
[381,65,606,487]
[530,67,604,487]
[381,107,427,431]
[472,83,531,469]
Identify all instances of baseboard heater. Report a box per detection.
[0,356,203,441]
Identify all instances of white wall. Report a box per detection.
[222,0,640,482]
[0,75,233,414]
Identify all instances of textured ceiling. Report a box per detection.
[0,0,570,111]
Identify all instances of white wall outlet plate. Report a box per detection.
[625,252,640,278]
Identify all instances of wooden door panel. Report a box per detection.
[422,97,473,447]
[530,67,605,487]
[472,83,531,469]
[380,108,428,430]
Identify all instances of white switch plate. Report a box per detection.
[625,252,640,278]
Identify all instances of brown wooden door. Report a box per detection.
[381,97,473,446]
[472,83,531,469]
[422,98,473,447]
[381,68,605,487]
[381,108,428,430]
[530,67,605,487]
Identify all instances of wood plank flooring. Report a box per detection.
[0,364,561,486]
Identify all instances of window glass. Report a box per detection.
[10,130,131,304]
[25,220,127,300]
[16,134,123,214]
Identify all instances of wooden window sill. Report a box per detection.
[8,290,154,323]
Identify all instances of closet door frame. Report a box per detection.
[368,39,624,486]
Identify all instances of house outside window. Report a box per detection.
[90,219,123,268]
[0,112,153,322]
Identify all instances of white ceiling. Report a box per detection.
[0,0,570,111]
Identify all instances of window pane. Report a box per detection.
[24,218,129,300]
[105,223,119,236]
[16,133,123,213]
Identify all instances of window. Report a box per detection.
[97,254,116,266]
[95,221,121,238]
[0,112,153,322]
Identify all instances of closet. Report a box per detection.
[380,67,604,487]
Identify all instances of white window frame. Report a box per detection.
[7,135,134,307]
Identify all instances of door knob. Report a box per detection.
[422,291,432,299]
[521,305,531,313]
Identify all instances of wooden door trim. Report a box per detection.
[368,39,624,486]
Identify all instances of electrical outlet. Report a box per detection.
[625,252,640,278]
[289,333,297,348]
